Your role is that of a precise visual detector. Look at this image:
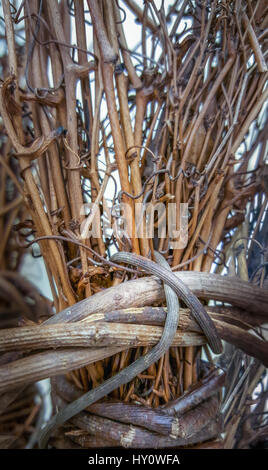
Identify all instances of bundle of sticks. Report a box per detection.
[0,0,267,448]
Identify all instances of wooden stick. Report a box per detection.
[46,272,268,325]
[0,347,125,393]
[70,408,222,448]
[0,322,206,352]
[0,309,267,394]
[162,369,225,416]
[1,304,267,361]
[242,12,268,73]
[54,374,220,439]
[55,378,222,449]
